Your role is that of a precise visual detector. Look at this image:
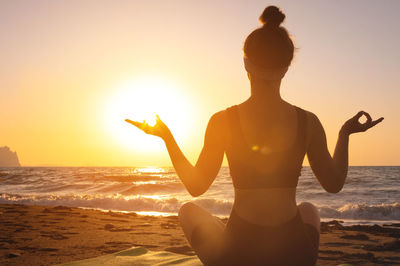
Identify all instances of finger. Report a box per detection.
[363,117,384,131]
[125,119,143,127]
[370,117,384,127]
[362,112,372,124]
[352,111,364,121]
[156,114,166,126]
[142,123,154,134]
[125,119,151,133]
[142,124,150,133]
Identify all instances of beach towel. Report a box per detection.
[58,246,202,266]
[59,246,354,266]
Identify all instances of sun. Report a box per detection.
[104,76,194,152]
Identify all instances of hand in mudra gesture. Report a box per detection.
[341,111,384,135]
[125,115,172,140]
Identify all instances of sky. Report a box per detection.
[0,0,399,166]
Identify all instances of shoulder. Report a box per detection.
[208,110,228,130]
[209,104,239,123]
[202,110,229,145]
[295,107,325,145]
[205,109,232,140]
[210,109,227,121]
[304,110,324,134]
[296,107,321,128]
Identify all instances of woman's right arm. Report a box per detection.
[306,111,383,193]
[126,112,225,197]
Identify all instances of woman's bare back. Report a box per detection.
[225,100,304,226]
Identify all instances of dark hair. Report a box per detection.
[243,6,294,68]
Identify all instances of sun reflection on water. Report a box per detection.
[135,211,175,217]
[121,194,169,201]
[134,167,165,174]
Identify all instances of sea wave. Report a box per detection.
[0,179,186,195]
[319,203,400,221]
[1,192,399,221]
[0,193,233,215]
[0,193,183,213]
[0,171,10,177]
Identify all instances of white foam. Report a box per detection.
[2,193,399,222]
[319,202,400,221]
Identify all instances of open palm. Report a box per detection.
[125,115,171,140]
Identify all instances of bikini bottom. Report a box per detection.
[209,208,319,266]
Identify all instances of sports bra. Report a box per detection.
[225,105,308,189]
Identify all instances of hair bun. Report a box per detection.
[259,6,285,27]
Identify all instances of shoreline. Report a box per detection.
[3,202,398,226]
[0,203,399,265]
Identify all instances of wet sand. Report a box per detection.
[0,204,399,265]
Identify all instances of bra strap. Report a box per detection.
[295,106,308,152]
[226,105,242,143]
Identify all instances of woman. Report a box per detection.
[126,6,383,265]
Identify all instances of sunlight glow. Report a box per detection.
[134,167,165,174]
[121,195,170,202]
[140,195,168,200]
[104,76,194,152]
[135,211,174,217]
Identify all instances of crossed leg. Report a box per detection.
[297,201,321,256]
[178,202,225,264]
[179,201,320,264]
[297,201,320,233]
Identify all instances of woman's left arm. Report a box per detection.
[126,112,225,197]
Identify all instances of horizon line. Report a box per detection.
[2,165,399,168]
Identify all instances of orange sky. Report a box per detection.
[1,1,399,166]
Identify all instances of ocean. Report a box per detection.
[0,166,399,225]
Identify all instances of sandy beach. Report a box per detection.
[0,203,399,265]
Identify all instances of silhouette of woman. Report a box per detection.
[126,5,383,265]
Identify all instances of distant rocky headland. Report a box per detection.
[0,146,21,167]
